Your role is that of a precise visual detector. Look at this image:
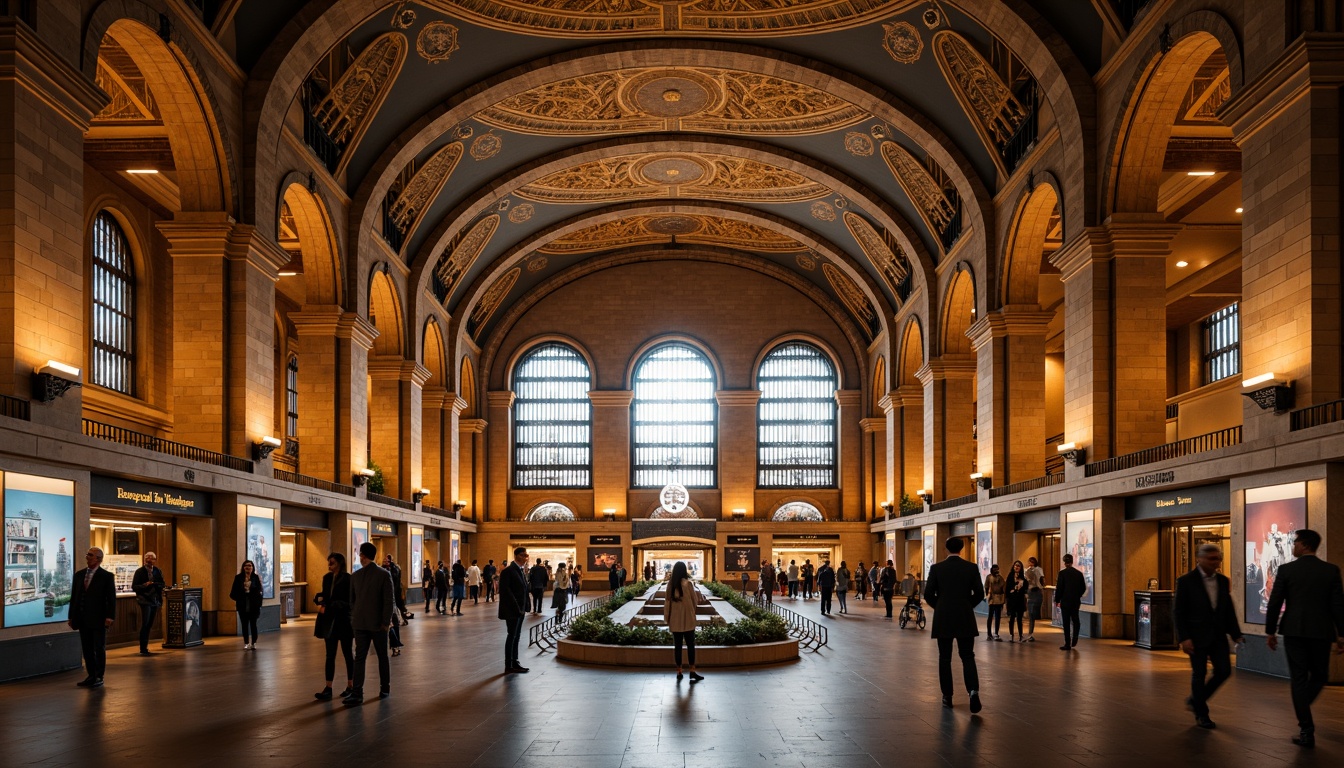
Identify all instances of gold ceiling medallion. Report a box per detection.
[516,153,828,204]
[537,215,803,255]
[478,67,866,136]
[882,21,923,64]
[796,253,818,271]
[508,203,535,223]
[810,201,837,221]
[385,142,465,252]
[435,214,500,293]
[426,0,914,37]
[468,267,520,336]
[417,21,461,63]
[879,142,957,249]
[822,263,878,338]
[843,211,909,296]
[391,2,417,28]
[933,31,1027,172]
[526,256,548,272]
[310,33,408,173]
[470,131,503,160]
[844,131,875,156]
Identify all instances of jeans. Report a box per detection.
[1026,589,1043,634]
[1188,638,1231,718]
[837,589,847,612]
[673,630,696,668]
[79,625,108,679]
[883,591,894,617]
[804,578,814,599]
[1285,636,1332,731]
[986,604,1002,637]
[936,636,979,697]
[1060,606,1081,647]
[324,635,354,683]
[486,581,496,602]
[238,611,259,644]
[470,585,480,603]
[352,629,390,695]
[503,615,524,668]
[820,586,834,614]
[788,581,798,598]
[435,590,447,614]
[138,604,159,652]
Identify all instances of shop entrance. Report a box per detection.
[769,545,836,574]
[640,549,706,581]
[515,544,577,572]
[1159,518,1230,588]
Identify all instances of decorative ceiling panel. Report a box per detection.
[536,214,804,255]
[515,152,829,204]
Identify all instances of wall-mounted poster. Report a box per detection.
[410,527,424,579]
[976,522,994,583]
[1244,482,1307,624]
[245,507,276,600]
[1066,510,1095,605]
[4,473,76,627]
[886,538,896,568]
[726,546,760,573]
[449,531,461,567]
[588,547,621,571]
[922,529,934,580]
[350,520,369,572]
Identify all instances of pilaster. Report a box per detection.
[485,391,514,520]
[835,389,862,521]
[916,357,977,500]
[715,389,760,520]
[969,307,1052,486]
[589,390,634,519]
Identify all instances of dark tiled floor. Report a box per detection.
[2,593,1339,767]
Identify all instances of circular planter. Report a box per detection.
[556,637,799,667]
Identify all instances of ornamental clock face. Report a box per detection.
[659,483,690,515]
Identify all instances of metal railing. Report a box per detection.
[82,419,253,472]
[1114,0,1155,28]
[381,196,406,252]
[423,503,476,524]
[528,593,614,651]
[1291,399,1344,431]
[930,492,978,512]
[1001,81,1038,174]
[0,394,30,421]
[368,491,416,511]
[752,595,829,651]
[1084,426,1241,477]
[988,472,1064,499]
[301,82,341,173]
[273,469,357,497]
[939,197,963,252]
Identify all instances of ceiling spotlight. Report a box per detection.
[126,169,159,175]
[1235,207,1243,214]
[278,271,298,277]
[1187,171,1216,177]
[1175,260,1189,268]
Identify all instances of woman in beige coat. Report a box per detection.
[662,561,704,681]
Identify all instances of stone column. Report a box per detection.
[289,308,376,483]
[916,357,977,501]
[458,417,486,519]
[716,390,760,520]
[447,394,468,509]
[367,357,431,499]
[860,416,886,518]
[589,390,634,519]
[485,391,514,519]
[970,307,1052,486]
[835,390,863,521]
[422,386,448,507]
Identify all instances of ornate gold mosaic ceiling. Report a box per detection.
[515,152,829,204]
[537,214,805,255]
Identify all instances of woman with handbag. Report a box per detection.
[985,564,1006,640]
[1004,560,1028,642]
[551,563,570,616]
[662,561,704,682]
[229,559,263,650]
[313,553,354,700]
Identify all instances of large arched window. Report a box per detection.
[513,343,592,488]
[90,211,135,394]
[525,502,576,522]
[632,343,716,488]
[757,342,838,487]
[285,356,299,441]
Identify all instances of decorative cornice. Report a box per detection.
[1220,37,1344,142]
[1049,221,1179,281]
[834,389,862,408]
[859,417,886,433]
[715,390,762,406]
[486,390,515,409]
[367,357,432,386]
[422,387,449,409]
[968,306,1053,351]
[588,390,634,407]
[458,418,487,434]
[0,21,107,131]
[914,356,977,385]
[877,393,894,414]
[451,396,471,415]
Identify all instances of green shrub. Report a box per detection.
[567,579,788,646]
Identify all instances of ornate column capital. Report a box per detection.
[588,390,634,407]
[968,306,1054,351]
[715,390,761,407]
[914,356,977,385]
[486,390,515,409]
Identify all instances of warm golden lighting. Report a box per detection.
[125,169,159,175]
[1235,207,1243,214]
[1175,260,1188,268]
[662,89,682,102]
[1056,442,1077,453]
[1243,372,1278,388]
[1187,171,1216,177]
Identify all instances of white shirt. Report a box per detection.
[1025,566,1045,589]
[466,565,481,586]
[1198,567,1218,609]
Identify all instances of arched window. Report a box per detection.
[90,211,135,394]
[525,502,576,522]
[757,342,837,487]
[285,356,299,440]
[773,501,825,522]
[513,343,591,488]
[632,343,716,488]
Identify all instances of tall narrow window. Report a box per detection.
[513,343,591,488]
[285,356,300,439]
[90,211,135,394]
[757,342,837,487]
[1203,303,1240,384]
[632,344,716,488]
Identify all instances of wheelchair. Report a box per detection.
[898,592,926,630]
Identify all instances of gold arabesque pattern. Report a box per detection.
[516,153,828,204]
[435,214,500,291]
[879,142,957,245]
[468,267,521,335]
[823,262,878,337]
[843,211,908,296]
[386,142,464,250]
[537,215,803,255]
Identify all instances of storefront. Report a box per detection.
[371,520,399,565]
[511,533,575,574]
[278,506,328,618]
[1013,509,1060,618]
[1124,484,1230,589]
[770,534,840,577]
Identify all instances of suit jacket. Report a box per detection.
[314,571,353,640]
[229,573,264,617]
[70,567,117,629]
[132,565,165,607]
[498,562,529,620]
[1054,567,1087,609]
[529,565,549,590]
[349,562,395,632]
[434,567,449,591]
[924,556,985,639]
[817,565,836,589]
[1174,568,1242,647]
[1265,554,1344,640]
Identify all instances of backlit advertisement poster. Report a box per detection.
[922,529,934,580]
[726,546,760,573]
[245,507,276,599]
[886,538,896,568]
[350,520,369,572]
[4,473,75,627]
[589,547,621,571]
[1244,482,1307,624]
[1066,510,1095,606]
[976,522,993,583]
[410,527,424,581]
[450,531,461,568]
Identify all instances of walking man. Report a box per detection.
[434,561,449,615]
[924,538,985,713]
[880,560,898,618]
[69,547,116,688]
[759,562,775,604]
[346,542,394,706]
[499,546,530,673]
[131,551,165,655]
[468,559,482,604]
[787,560,800,599]
[483,559,498,603]
[1175,543,1243,729]
[1265,529,1344,747]
[529,558,548,613]
[869,562,882,602]
[1054,554,1087,651]
[817,561,836,615]
[608,562,621,592]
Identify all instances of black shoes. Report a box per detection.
[339,687,354,699]
[76,676,102,688]
[941,696,953,708]
[1059,645,1071,651]
[379,690,390,699]
[689,671,704,682]
[1293,732,1315,748]
[969,693,983,714]
[1195,716,1216,729]
[139,650,152,656]
[343,695,363,707]
[315,688,334,701]
[506,665,529,674]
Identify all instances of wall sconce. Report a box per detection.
[353,468,376,487]
[732,508,747,520]
[1242,372,1295,412]
[1056,442,1087,466]
[252,435,282,461]
[413,488,431,504]
[602,508,616,521]
[971,472,991,491]
[33,361,82,403]
[916,489,932,505]
[879,500,894,516]
[452,500,467,514]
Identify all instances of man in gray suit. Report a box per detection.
[346,541,395,706]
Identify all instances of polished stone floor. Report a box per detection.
[1,591,1339,768]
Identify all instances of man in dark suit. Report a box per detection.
[1265,528,1344,748]
[1054,554,1087,651]
[498,546,531,673]
[68,547,117,687]
[131,551,166,656]
[1174,543,1243,729]
[345,541,395,706]
[924,537,986,712]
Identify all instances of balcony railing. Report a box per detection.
[1290,399,1344,431]
[1000,82,1038,174]
[368,491,416,511]
[82,419,253,473]
[1113,0,1155,29]
[381,196,406,252]
[0,394,30,421]
[1084,426,1241,477]
[301,82,341,174]
[930,492,978,512]
[273,469,357,497]
[988,472,1064,499]
[939,197,963,252]
[423,503,476,524]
